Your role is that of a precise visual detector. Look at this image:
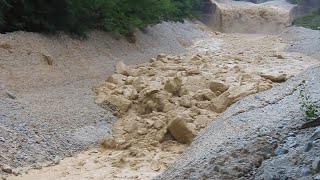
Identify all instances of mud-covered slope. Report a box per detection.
[155,65,320,179]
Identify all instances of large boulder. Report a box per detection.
[211,83,258,113]
[167,115,196,144]
[105,95,132,114]
[106,74,126,85]
[209,80,229,94]
[115,61,127,75]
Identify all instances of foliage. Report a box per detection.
[294,8,320,30]
[0,0,200,36]
[286,0,299,4]
[299,81,320,118]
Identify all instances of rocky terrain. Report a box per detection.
[0,20,209,173]
[6,27,320,180]
[1,0,320,180]
[156,65,320,179]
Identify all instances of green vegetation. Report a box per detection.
[0,0,200,36]
[299,81,320,118]
[294,8,320,30]
[286,0,299,4]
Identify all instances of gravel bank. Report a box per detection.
[281,26,320,59]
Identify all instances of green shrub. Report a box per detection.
[287,0,299,4]
[294,8,320,30]
[0,0,200,36]
[299,81,320,118]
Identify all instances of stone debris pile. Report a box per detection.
[95,53,279,149]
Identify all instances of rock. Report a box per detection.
[132,77,148,92]
[211,84,258,113]
[190,54,202,62]
[106,74,126,85]
[12,169,21,176]
[178,87,188,97]
[154,129,167,142]
[125,32,136,43]
[179,95,192,108]
[314,174,320,180]
[288,132,296,137]
[123,122,137,133]
[275,54,285,59]
[194,115,211,129]
[42,53,53,65]
[115,61,127,75]
[157,53,168,62]
[148,68,157,76]
[151,61,165,68]
[301,117,320,129]
[125,76,138,85]
[193,89,217,101]
[6,91,16,99]
[202,89,216,101]
[286,137,298,148]
[53,156,61,165]
[154,120,165,130]
[96,82,117,91]
[1,165,12,174]
[123,86,138,100]
[310,130,320,142]
[164,75,183,95]
[137,128,148,135]
[195,101,211,110]
[150,58,156,63]
[0,42,12,50]
[312,158,320,172]
[209,81,229,94]
[101,138,131,150]
[106,95,132,113]
[0,137,5,142]
[167,116,196,144]
[301,167,312,176]
[274,147,289,156]
[162,102,176,113]
[32,163,43,170]
[304,142,313,152]
[126,68,142,77]
[115,138,126,145]
[186,68,201,75]
[194,89,216,101]
[260,73,287,83]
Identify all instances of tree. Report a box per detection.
[0,0,200,36]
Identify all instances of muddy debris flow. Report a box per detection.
[8,29,319,179]
[3,1,320,180]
